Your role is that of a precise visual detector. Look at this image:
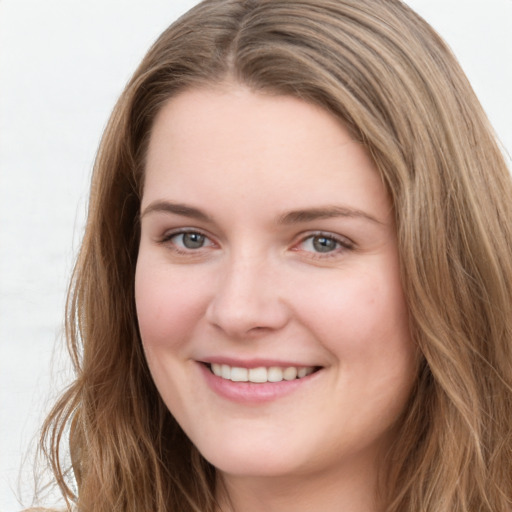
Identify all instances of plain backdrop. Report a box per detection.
[0,1,510,510]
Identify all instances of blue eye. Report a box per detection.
[299,233,352,254]
[310,235,338,253]
[168,231,212,250]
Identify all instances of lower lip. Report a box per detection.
[199,363,319,403]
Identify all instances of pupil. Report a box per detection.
[313,236,336,253]
[183,233,205,249]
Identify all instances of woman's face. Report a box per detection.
[135,85,417,480]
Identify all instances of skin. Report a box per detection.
[135,84,418,512]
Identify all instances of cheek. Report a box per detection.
[295,265,411,360]
[308,271,415,423]
[134,260,209,350]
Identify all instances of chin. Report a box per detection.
[196,436,308,478]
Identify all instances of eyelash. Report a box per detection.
[159,229,354,257]
[294,232,354,258]
[159,229,215,254]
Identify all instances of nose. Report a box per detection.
[205,253,291,339]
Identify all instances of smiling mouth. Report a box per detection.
[205,363,320,383]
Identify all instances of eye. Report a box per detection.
[176,232,207,249]
[298,233,353,255]
[162,230,215,251]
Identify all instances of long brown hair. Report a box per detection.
[36,0,512,510]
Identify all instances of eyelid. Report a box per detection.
[159,227,217,250]
[156,227,354,258]
[292,231,355,256]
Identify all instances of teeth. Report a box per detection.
[297,367,308,378]
[209,363,315,383]
[230,367,248,382]
[267,366,283,382]
[212,363,222,377]
[283,367,297,380]
[249,367,267,383]
[221,364,230,380]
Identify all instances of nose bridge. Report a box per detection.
[206,247,289,337]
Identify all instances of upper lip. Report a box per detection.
[199,356,321,369]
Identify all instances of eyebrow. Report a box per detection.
[278,206,383,225]
[140,200,212,222]
[140,200,383,225]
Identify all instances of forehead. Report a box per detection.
[143,85,391,224]
[148,85,350,158]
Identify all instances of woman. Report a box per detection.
[36,0,512,510]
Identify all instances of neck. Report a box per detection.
[215,455,383,512]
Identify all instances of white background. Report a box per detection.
[0,1,510,510]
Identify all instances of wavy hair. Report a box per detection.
[36,0,512,510]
